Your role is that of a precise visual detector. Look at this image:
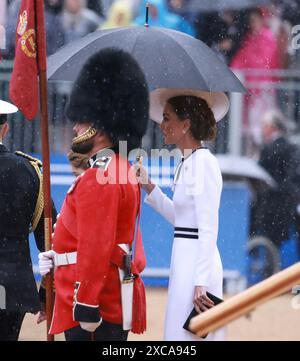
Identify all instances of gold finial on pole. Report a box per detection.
[145,3,149,28]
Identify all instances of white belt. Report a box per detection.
[54,252,77,266]
[53,244,129,267]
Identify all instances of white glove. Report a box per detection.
[79,321,102,332]
[38,250,55,276]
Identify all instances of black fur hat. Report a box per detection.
[66,48,149,151]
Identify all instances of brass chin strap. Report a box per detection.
[72,126,97,145]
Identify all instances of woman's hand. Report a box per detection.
[132,162,155,194]
[193,286,215,313]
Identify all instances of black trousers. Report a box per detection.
[0,310,26,341]
[64,320,129,341]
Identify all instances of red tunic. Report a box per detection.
[49,153,146,334]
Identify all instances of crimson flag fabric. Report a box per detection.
[9,0,46,120]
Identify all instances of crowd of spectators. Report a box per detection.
[1,1,298,65]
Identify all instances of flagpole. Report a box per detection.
[39,71,54,342]
[34,0,54,341]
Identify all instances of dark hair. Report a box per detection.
[167,96,217,141]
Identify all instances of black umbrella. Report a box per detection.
[186,0,271,12]
[47,26,245,93]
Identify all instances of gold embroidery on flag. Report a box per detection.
[21,29,36,58]
[17,10,28,36]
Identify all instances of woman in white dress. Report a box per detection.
[136,89,229,341]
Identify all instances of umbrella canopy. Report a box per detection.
[186,0,271,13]
[47,26,245,93]
[0,99,18,114]
[216,155,276,188]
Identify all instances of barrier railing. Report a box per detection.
[1,62,300,155]
[229,68,300,157]
[190,262,300,337]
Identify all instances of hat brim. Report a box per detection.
[0,100,18,114]
[150,88,229,123]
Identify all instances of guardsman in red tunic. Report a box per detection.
[38,48,149,340]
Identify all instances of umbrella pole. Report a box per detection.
[189,262,300,337]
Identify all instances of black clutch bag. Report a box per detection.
[183,292,223,338]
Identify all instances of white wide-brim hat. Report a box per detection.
[0,100,18,114]
[150,88,230,123]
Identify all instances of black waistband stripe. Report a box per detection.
[174,227,198,233]
[174,233,198,239]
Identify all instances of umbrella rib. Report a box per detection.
[130,28,143,57]
[156,29,209,91]
[147,28,170,89]
[159,28,245,92]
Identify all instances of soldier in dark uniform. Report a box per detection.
[0,99,56,341]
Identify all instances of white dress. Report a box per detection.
[145,149,224,341]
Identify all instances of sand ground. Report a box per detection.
[19,288,300,341]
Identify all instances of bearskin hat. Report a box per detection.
[66,48,149,151]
